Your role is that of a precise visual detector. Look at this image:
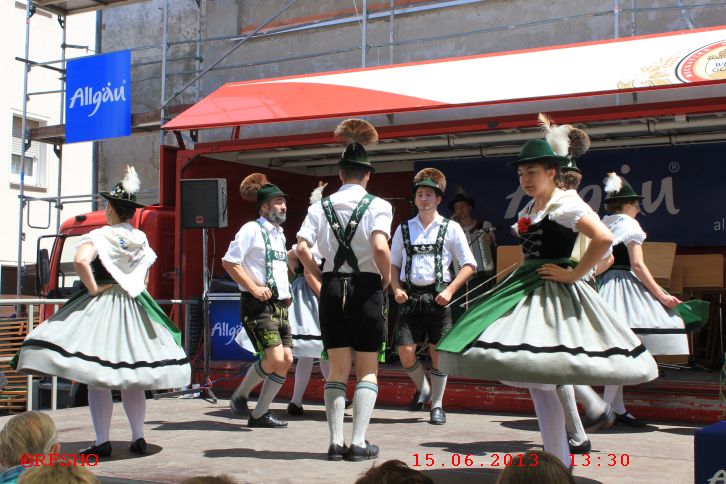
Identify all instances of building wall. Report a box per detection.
[98,0,726,195]
[0,3,95,274]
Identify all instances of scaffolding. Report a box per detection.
[15,0,723,300]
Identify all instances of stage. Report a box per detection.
[0,395,703,483]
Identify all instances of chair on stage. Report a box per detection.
[496,245,523,282]
[642,242,677,290]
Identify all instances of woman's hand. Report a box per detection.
[537,264,577,284]
[89,284,112,297]
[393,288,408,304]
[658,293,682,309]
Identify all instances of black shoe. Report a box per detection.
[327,443,347,461]
[344,440,379,462]
[584,408,615,433]
[615,412,646,428]
[248,411,288,428]
[229,395,249,416]
[287,402,304,416]
[345,399,353,409]
[408,390,431,411]
[129,438,147,455]
[568,438,591,454]
[429,407,446,425]
[79,441,111,458]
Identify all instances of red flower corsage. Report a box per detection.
[517,216,532,234]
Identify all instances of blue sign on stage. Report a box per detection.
[65,50,131,143]
[209,296,256,362]
[418,142,726,247]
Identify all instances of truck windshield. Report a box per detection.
[56,235,83,294]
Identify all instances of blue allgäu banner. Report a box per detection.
[65,50,131,143]
[417,142,726,247]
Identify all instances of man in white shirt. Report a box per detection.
[222,173,292,429]
[391,168,476,426]
[297,119,392,462]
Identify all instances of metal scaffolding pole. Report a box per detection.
[361,0,368,68]
[56,15,67,234]
[160,0,169,146]
[17,1,33,301]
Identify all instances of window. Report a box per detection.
[55,235,82,296]
[10,114,46,188]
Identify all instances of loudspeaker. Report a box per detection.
[180,178,228,228]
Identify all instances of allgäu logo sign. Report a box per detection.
[65,50,131,143]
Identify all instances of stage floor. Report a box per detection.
[0,397,700,484]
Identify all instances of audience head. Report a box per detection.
[495,451,574,484]
[180,476,237,484]
[0,411,59,468]
[355,459,434,484]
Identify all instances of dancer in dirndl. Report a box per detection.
[437,138,658,465]
[16,166,191,458]
[287,182,331,416]
[598,172,709,427]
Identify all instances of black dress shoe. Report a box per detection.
[429,407,446,425]
[344,441,379,462]
[129,438,147,455]
[229,395,249,416]
[568,438,591,454]
[287,402,305,416]
[407,390,431,411]
[615,412,646,428]
[327,443,347,461]
[79,441,112,458]
[584,408,615,432]
[345,399,353,409]
[248,411,288,428]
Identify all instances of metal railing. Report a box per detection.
[0,297,193,412]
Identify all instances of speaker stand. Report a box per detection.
[155,227,217,404]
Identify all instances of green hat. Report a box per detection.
[256,183,287,205]
[412,168,446,196]
[561,158,581,174]
[506,139,570,168]
[99,165,145,208]
[339,143,375,173]
[603,172,644,202]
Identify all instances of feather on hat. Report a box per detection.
[309,181,328,205]
[334,119,378,147]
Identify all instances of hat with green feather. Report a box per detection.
[99,165,145,208]
[603,172,644,202]
[413,168,446,196]
[239,173,287,207]
[334,118,378,173]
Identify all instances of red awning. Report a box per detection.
[164,25,726,131]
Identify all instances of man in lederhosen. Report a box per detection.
[390,168,476,425]
[222,173,292,429]
[297,119,392,462]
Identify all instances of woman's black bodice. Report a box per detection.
[90,257,115,283]
[518,216,579,259]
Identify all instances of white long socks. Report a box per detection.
[530,388,570,466]
[88,387,147,444]
[556,385,588,446]
[604,385,627,414]
[88,387,113,445]
[291,357,314,406]
[121,389,146,441]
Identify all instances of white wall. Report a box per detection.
[0,3,95,269]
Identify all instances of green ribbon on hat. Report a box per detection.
[413,177,443,195]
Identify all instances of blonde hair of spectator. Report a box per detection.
[495,451,575,484]
[0,411,59,467]
[18,464,99,484]
[180,475,238,484]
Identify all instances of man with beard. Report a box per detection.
[390,168,476,425]
[222,173,292,428]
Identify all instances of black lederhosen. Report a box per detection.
[395,284,452,346]
[240,292,292,351]
[318,272,386,353]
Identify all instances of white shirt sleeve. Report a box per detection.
[297,202,323,247]
[621,218,647,246]
[370,199,393,239]
[222,223,255,265]
[390,224,405,269]
[450,222,477,271]
[550,194,596,231]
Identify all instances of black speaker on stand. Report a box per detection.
[155,178,228,404]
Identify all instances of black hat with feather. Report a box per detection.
[537,113,591,174]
